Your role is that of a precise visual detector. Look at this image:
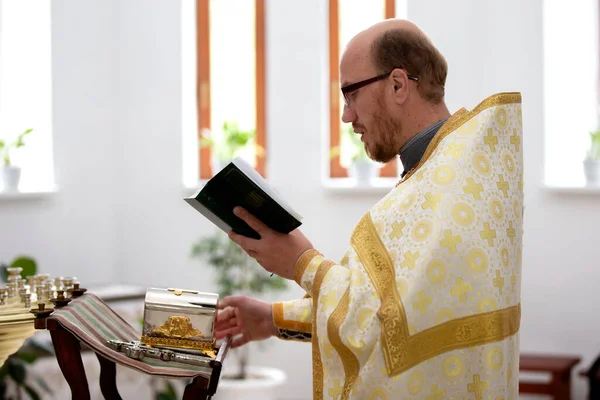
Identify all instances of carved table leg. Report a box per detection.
[183,376,210,400]
[96,353,122,400]
[49,324,91,400]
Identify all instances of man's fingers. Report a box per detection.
[231,335,250,349]
[217,296,246,310]
[216,307,235,322]
[233,207,270,236]
[215,326,242,340]
[228,231,261,253]
[214,315,237,331]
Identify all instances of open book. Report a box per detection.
[184,157,303,239]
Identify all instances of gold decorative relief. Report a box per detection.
[150,316,204,339]
[140,336,216,351]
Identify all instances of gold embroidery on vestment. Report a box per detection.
[312,260,335,400]
[400,92,521,186]
[294,249,322,286]
[273,302,312,333]
[351,213,521,377]
[328,289,360,400]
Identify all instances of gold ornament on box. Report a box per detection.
[140,288,219,355]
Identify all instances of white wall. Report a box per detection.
[0,0,120,284]
[0,0,597,399]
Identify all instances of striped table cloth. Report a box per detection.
[48,293,214,379]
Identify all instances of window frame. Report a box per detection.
[196,0,267,180]
[328,0,398,179]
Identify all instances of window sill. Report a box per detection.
[0,185,59,201]
[542,182,600,195]
[322,177,398,194]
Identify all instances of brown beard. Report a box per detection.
[366,95,401,163]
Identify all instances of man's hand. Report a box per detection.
[214,296,278,348]
[228,206,314,280]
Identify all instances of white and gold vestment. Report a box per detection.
[273,92,523,399]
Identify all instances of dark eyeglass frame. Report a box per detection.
[341,70,419,106]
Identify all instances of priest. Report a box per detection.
[215,18,523,400]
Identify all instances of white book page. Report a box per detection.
[232,157,303,221]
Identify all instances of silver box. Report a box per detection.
[141,288,219,352]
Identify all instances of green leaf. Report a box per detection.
[15,352,37,364]
[199,137,214,147]
[0,363,8,379]
[166,381,177,397]
[203,120,257,160]
[7,358,26,384]
[10,257,37,277]
[0,264,7,283]
[14,128,33,148]
[23,384,41,400]
[23,337,55,357]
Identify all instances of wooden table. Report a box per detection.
[519,353,582,400]
[31,287,229,400]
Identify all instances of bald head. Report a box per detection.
[340,18,447,103]
[344,19,422,55]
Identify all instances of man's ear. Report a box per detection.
[391,70,409,103]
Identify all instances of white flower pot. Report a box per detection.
[1,166,21,191]
[212,366,286,400]
[349,159,378,184]
[584,158,600,186]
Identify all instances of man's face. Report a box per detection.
[340,54,403,164]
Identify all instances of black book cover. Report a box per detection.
[184,157,302,239]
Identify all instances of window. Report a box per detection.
[328,0,405,180]
[0,0,54,192]
[182,0,266,186]
[543,0,598,188]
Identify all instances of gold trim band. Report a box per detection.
[312,260,335,400]
[140,336,215,351]
[272,302,312,333]
[351,213,520,376]
[328,289,360,400]
[401,92,521,184]
[294,249,322,286]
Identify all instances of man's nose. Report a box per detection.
[341,105,356,124]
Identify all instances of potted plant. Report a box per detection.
[200,121,263,175]
[190,230,287,400]
[0,128,33,192]
[0,337,55,399]
[331,124,378,184]
[584,128,600,186]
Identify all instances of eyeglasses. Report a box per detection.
[341,70,419,107]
